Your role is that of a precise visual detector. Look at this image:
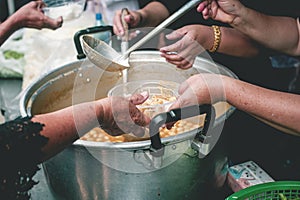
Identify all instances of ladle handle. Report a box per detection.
[123,0,202,57]
[149,104,215,157]
[74,26,113,59]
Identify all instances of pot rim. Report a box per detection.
[73,104,234,150]
[20,50,237,149]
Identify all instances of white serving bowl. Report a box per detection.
[43,0,86,21]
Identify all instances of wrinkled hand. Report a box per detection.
[99,92,151,137]
[113,9,143,36]
[160,25,211,69]
[13,0,63,30]
[197,0,244,24]
[169,74,226,110]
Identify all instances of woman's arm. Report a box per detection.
[198,0,300,56]
[0,1,62,46]
[223,76,300,135]
[229,5,300,56]
[32,95,150,162]
[113,1,169,35]
[159,24,259,69]
[170,74,300,135]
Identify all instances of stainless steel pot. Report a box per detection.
[20,51,238,200]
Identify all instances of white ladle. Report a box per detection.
[83,0,202,72]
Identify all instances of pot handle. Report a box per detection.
[149,104,216,158]
[73,25,113,59]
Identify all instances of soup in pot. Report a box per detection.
[81,91,202,142]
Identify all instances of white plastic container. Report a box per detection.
[43,0,86,21]
[108,80,179,118]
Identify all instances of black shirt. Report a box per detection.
[0,117,47,199]
[0,0,32,22]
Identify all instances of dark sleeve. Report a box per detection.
[0,0,9,21]
[0,117,48,199]
[241,0,300,18]
[138,0,152,8]
[0,117,48,167]
[153,0,188,14]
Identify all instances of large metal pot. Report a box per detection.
[20,51,237,200]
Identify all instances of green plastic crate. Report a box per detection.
[226,181,300,200]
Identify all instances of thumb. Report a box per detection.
[44,16,63,29]
[197,2,208,12]
[126,14,140,27]
[130,92,149,105]
[125,15,133,24]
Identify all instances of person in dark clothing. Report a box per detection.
[112,0,300,183]
[114,0,300,91]
[0,0,63,45]
[0,2,150,198]
[197,0,300,180]
[0,94,150,199]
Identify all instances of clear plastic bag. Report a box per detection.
[0,79,23,121]
[0,29,26,78]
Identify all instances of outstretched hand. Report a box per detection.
[197,0,244,24]
[12,0,63,30]
[160,25,212,69]
[99,92,151,137]
[113,9,143,36]
[169,74,226,110]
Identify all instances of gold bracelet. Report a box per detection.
[209,25,221,53]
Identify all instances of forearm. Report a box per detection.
[138,1,169,27]
[217,26,259,57]
[32,101,103,161]
[232,7,300,56]
[223,76,300,135]
[0,17,19,46]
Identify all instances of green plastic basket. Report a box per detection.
[226,181,300,200]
